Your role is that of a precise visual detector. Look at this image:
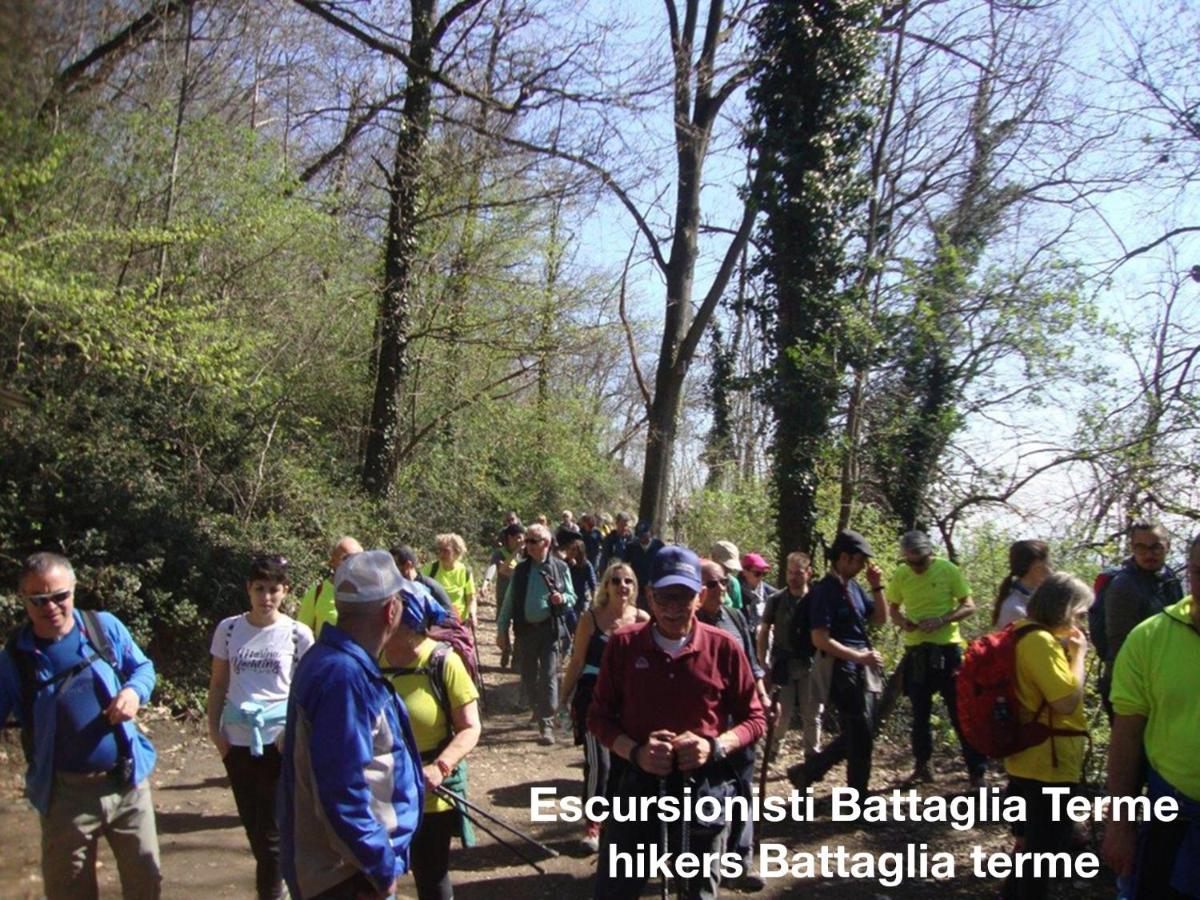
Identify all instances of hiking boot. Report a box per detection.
[740,857,766,891]
[538,723,556,746]
[905,763,934,785]
[786,762,811,791]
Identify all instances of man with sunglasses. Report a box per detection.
[588,546,766,899]
[0,552,161,898]
[496,523,575,745]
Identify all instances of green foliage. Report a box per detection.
[746,0,881,554]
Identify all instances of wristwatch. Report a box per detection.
[708,735,727,763]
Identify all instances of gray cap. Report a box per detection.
[334,550,406,604]
[899,530,933,556]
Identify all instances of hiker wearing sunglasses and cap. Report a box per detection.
[588,545,766,899]
[1,552,161,899]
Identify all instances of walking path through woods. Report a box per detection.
[0,594,1117,898]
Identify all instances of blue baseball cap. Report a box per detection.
[648,545,702,592]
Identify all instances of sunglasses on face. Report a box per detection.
[525,537,545,545]
[610,576,635,586]
[22,589,72,608]
[705,578,728,589]
[253,554,289,568]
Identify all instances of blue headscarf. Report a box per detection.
[399,580,448,634]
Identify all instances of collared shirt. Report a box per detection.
[587,621,765,751]
[0,610,157,814]
[887,558,971,647]
[496,558,576,632]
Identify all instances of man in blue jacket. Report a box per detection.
[0,552,161,899]
[281,549,424,899]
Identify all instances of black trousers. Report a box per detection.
[1001,777,1077,900]
[223,745,283,900]
[1133,816,1191,899]
[410,809,457,900]
[803,660,877,793]
[903,643,987,777]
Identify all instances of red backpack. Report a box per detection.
[957,623,1086,761]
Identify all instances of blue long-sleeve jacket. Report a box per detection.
[0,610,157,814]
[281,624,424,898]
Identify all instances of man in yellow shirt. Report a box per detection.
[1104,534,1200,899]
[296,537,362,637]
[883,530,986,787]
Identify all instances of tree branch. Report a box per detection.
[40,0,196,118]
[617,237,653,412]
[291,0,521,113]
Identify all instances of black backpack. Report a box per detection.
[4,610,120,764]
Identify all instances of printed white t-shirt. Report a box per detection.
[210,614,314,746]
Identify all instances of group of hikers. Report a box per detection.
[1,513,1197,900]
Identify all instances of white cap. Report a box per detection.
[334,550,406,604]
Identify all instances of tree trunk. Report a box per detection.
[361,0,436,496]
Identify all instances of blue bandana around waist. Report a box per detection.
[1146,766,1200,896]
[221,699,288,756]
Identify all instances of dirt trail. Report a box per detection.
[0,598,1117,898]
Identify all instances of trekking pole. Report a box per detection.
[658,776,670,900]
[449,801,549,874]
[468,619,487,713]
[433,786,559,858]
[679,775,693,900]
[758,687,781,806]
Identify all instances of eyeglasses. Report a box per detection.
[1133,542,1166,553]
[610,576,635,586]
[704,578,728,589]
[650,592,694,607]
[22,589,72,608]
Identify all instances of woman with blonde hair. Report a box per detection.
[1002,572,1090,900]
[560,561,649,851]
[425,533,477,630]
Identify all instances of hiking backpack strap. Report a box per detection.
[381,642,456,760]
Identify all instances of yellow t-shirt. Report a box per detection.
[384,639,479,813]
[1003,621,1087,783]
[296,578,336,637]
[888,558,971,647]
[1110,598,1200,801]
[425,561,476,622]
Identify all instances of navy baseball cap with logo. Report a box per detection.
[648,545,703,592]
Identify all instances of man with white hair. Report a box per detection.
[883,530,986,787]
[496,523,574,745]
[281,550,424,899]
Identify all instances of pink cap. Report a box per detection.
[741,552,770,573]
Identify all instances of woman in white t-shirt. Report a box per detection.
[992,540,1051,630]
[206,555,314,900]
